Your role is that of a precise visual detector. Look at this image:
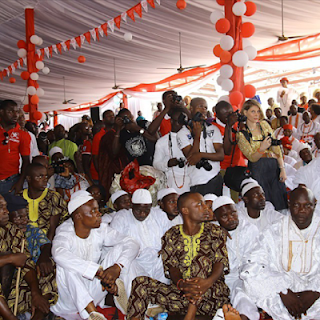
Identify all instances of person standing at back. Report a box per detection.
[277,77,298,116]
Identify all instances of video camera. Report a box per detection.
[268,133,282,146]
[122,115,132,125]
[178,112,203,128]
[172,92,183,103]
[51,159,68,174]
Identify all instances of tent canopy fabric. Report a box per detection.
[1,0,320,113]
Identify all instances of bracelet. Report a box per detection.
[177,278,184,290]
[279,166,285,169]
[115,263,123,271]
[257,148,265,155]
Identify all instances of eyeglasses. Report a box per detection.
[2,132,9,145]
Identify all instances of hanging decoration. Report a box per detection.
[9,77,16,83]
[176,0,187,10]
[78,55,86,63]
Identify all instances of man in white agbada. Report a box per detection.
[51,190,140,320]
[213,196,260,320]
[294,143,313,170]
[236,179,283,231]
[153,188,183,234]
[240,187,320,320]
[110,188,168,284]
[277,77,298,116]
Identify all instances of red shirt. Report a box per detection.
[81,139,99,180]
[160,118,171,137]
[91,128,106,156]
[0,123,31,180]
[214,120,246,170]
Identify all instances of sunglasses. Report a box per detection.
[2,132,9,145]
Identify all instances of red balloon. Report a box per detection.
[241,22,255,38]
[220,50,231,63]
[229,91,244,106]
[33,111,42,121]
[176,0,187,10]
[21,71,30,80]
[213,44,223,58]
[31,95,39,105]
[9,77,16,84]
[244,84,256,98]
[216,0,225,5]
[245,2,257,16]
[23,104,30,112]
[216,18,230,34]
[17,40,26,49]
[78,55,86,63]
[3,70,7,77]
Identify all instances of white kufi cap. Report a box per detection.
[241,180,261,197]
[132,189,152,204]
[204,194,218,202]
[212,196,235,212]
[157,188,178,201]
[111,190,128,204]
[49,146,63,158]
[298,142,312,154]
[68,190,94,214]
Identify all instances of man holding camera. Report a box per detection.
[177,98,224,196]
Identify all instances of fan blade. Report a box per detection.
[157,68,177,69]
[287,35,306,39]
[70,102,77,104]
[66,99,74,103]
[183,65,206,69]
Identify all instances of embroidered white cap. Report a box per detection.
[241,181,261,197]
[203,194,218,202]
[240,178,256,189]
[298,142,312,154]
[132,189,152,204]
[157,188,178,201]
[212,196,235,212]
[68,190,94,214]
[111,190,128,204]
[49,146,63,158]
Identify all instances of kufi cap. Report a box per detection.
[280,77,289,83]
[283,124,293,130]
[212,196,235,212]
[68,190,94,214]
[241,180,261,197]
[204,194,218,202]
[300,92,307,98]
[313,88,320,98]
[157,188,178,201]
[240,178,256,189]
[3,194,28,213]
[298,142,312,153]
[49,146,63,158]
[111,190,128,204]
[132,189,152,204]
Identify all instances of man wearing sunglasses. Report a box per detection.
[0,100,31,195]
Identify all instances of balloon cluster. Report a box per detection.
[211,0,257,105]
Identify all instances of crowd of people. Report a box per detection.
[1,79,320,320]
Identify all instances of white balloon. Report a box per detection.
[42,67,50,75]
[244,46,257,60]
[232,2,247,16]
[242,39,252,48]
[217,76,224,86]
[17,48,27,58]
[37,88,45,97]
[30,72,39,81]
[36,61,44,70]
[220,35,234,51]
[27,86,36,95]
[30,35,39,44]
[221,79,234,92]
[218,95,230,103]
[232,50,249,67]
[124,32,133,42]
[37,37,43,46]
[220,64,234,79]
[210,11,224,24]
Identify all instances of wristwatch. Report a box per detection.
[139,128,145,135]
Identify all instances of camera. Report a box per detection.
[176,158,185,168]
[196,158,212,171]
[122,115,131,125]
[178,112,203,128]
[52,159,67,174]
[172,93,183,103]
[268,133,282,146]
[229,110,247,123]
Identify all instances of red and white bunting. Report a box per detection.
[11,64,15,73]
[23,57,27,65]
[61,42,67,51]
[44,47,50,58]
[52,44,58,54]
[155,0,160,4]
[98,25,104,37]
[107,19,115,33]
[141,0,148,12]
[121,12,127,22]
[80,34,86,45]
[70,38,77,49]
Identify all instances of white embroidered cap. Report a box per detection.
[111,190,128,204]
[68,190,94,214]
[203,194,218,202]
[241,181,261,197]
[298,142,312,154]
[157,188,178,201]
[211,196,235,212]
[132,189,152,204]
[240,178,256,189]
[49,146,63,158]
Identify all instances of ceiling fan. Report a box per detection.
[277,0,305,41]
[62,76,77,104]
[112,58,125,90]
[158,32,205,73]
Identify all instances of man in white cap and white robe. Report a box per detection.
[240,187,320,320]
[213,196,260,320]
[110,188,168,284]
[236,179,283,231]
[51,190,140,320]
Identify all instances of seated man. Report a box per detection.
[236,179,283,231]
[282,123,302,153]
[312,132,320,158]
[0,194,50,320]
[288,104,303,129]
[241,187,320,320]
[213,196,260,320]
[51,190,140,319]
[294,143,313,170]
[126,192,230,320]
[110,189,167,283]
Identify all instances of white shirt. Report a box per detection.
[152,206,183,235]
[153,132,191,194]
[288,113,303,129]
[297,121,320,148]
[277,87,298,115]
[177,124,222,186]
[28,131,40,161]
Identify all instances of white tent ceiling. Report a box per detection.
[1,0,320,113]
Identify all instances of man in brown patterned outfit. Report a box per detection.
[127,192,230,320]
